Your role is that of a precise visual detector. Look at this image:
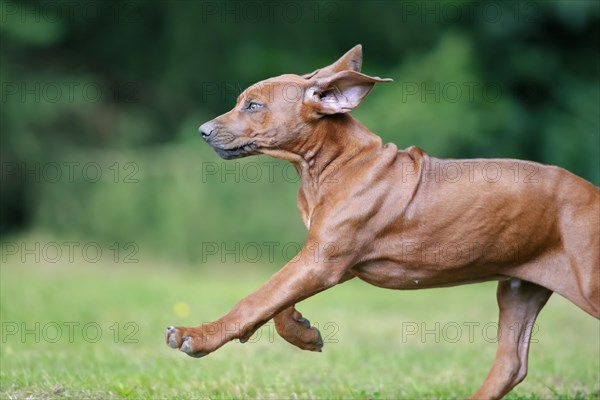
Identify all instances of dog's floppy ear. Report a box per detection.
[302,45,363,79]
[304,70,393,115]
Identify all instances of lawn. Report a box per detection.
[1,253,598,399]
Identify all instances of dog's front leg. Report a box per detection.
[166,246,350,358]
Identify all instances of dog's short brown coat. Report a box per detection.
[166,46,599,399]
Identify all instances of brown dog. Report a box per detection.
[166,45,600,399]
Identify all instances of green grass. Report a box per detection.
[1,255,598,399]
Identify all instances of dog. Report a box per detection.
[166,45,599,399]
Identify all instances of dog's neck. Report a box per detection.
[259,115,385,221]
[295,114,382,185]
[283,115,384,219]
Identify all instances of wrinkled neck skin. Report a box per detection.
[261,114,385,224]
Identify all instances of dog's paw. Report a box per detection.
[180,336,207,358]
[165,326,180,349]
[276,316,324,352]
[165,325,211,358]
[306,326,324,351]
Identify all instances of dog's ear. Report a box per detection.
[304,70,393,115]
[302,45,363,79]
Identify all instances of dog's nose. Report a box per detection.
[199,121,215,139]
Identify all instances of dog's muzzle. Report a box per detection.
[199,121,256,160]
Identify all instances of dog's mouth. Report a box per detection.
[211,141,258,160]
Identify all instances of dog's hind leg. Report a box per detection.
[470,279,552,400]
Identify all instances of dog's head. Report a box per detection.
[199,45,392,160]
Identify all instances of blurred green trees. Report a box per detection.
[1,0,598,264]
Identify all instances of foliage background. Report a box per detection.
[2,0,598,264]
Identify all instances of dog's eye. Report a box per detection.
[246,102,263,112]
